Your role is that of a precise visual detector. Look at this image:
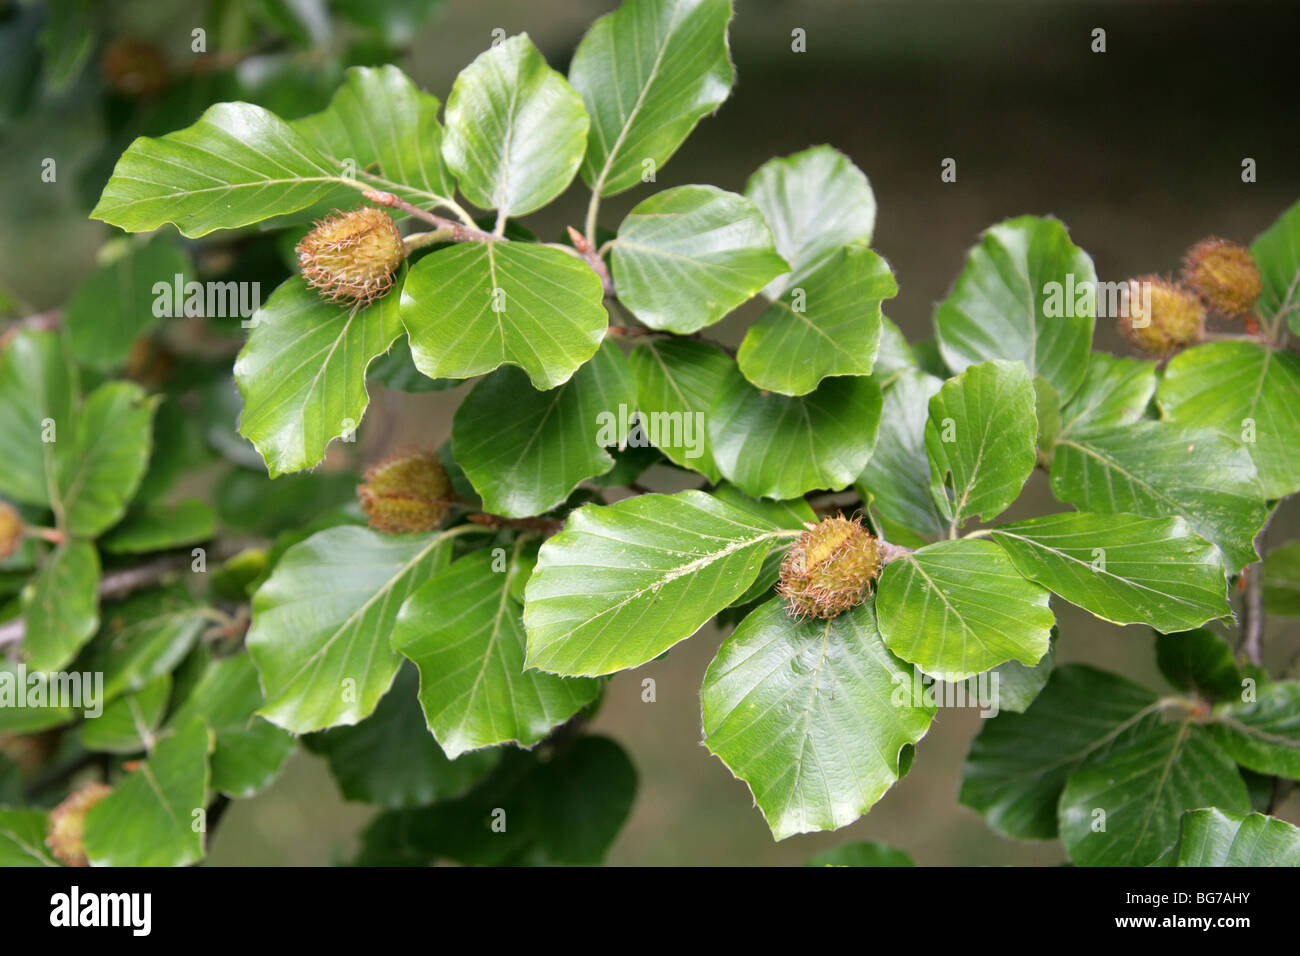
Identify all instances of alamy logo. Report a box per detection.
[0,666,102,718]
[595,404,705,460]
[1042,275,1152,323]
[891,669,1002,718]
[50,886,151,936]
[152,273,261,321]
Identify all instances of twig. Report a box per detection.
[465,513,564,535]
[362,190,495,243]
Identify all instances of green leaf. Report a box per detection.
[400,241,607,390]
[366,336,457,392]
[1057,351,1155,439]
[709,365,882,499]
[1155,629,1243,702]
[100,500,216,555]
[737,243,895,396]
[235,276,402,477]
[571,0,734,198]
[1173,808,1300,866]
[56,382,156,537]
[80,674,171,754]
[22,541,100,672]
[1251,198,1300,332]
[1263,540,1300,617]
[876,538,1054,680]
[0,809,58,866]
[702,599,934,840]
[1059,721,1248,866]
[745,145,877,299]
[0,661,76,733]
[611,184,787,334]
[875,316,916,379]
[216,466,358,535]
[0,330,74,508]
[1033,376,1061,450]
[1209,681,1300,780]
[806,841,915,867]
[989,638,1056,714]
[83,719,212,867]
[989,512,1230,632]
[357,735,636,865]
[65,236,193,370]
[303,663,498,807]
[856,369,945,540]
[396,548,599,757]
[76,585,207,699]
[442,34,587,218]
[91,102,352,237]
[1157,341,1300,500]
[712,483,816,606]
[39,0,94,92]
[247,525,457,733]
[1050,421,1268,574]
[452,340,636,517]
[523,490,795,676]
[291,65,455,205]
[627,338,730,480]
[167,653,296,798]
[924,359,1037,528]
[331,0,445,44]
[934,215,1096,401]
[959,664,1161,840]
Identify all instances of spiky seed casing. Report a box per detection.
[778,515,882,620]
[297,206,405,308]
[0,502,24,561]
[46,782,113,867]
[1119,275,1206,357]
[358,451,453,534]
[1182,237,1262,317]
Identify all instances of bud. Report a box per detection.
[778,515,882,620]
[1119,276,1205,357]
[0,502,24,561]
[46,782,114,867]
[358,451,453,533]
[297,206,406,308]
[1182,238,1262,317]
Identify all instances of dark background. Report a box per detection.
[3,0,1298,865]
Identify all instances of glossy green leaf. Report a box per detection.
[80,674,171,754]
[856,368,945,540]
[1263,540,1300,616]
[167,653,296,798]
[303,662,498,807]
[76,585,207,699]
[702,599,934,840]
[65,236,193,369]
[1155,629,1243,702]
[22,541,100,673]
[1251,198,1300,332]
[1050,421,1268,574]
[0,809,58,867]
[709,365,882,500]
[357,735,636,865]
[91,102,354,237]
[100,500,216,555]
[1157,341,1300,500]
[924,359,1037,528]
[400,241,607,390]
[396,548,599,758]
[1173,808,1300,866]
[989,639,1056,714]
[627,337,730,480]
[745,145,877,299]
[990,512,1230,632]
[1209,681,1300,780]
[452,340,636,517]
[247,525,457,733]
[934,215,1096,401]
[1059,722,1248,866]
[712,483,815,606]
[57,382,156,537]
[1057,352,1156,439]
[571,0,734,197]
[611,184,787,333]
[524,490,796,676]
[806,841,915,867]
[960,664,1161,840]
[235,275,402,477]
[0,330,74,508]
[442,34,587,217]
[876,538,1054,680]
[738,243,894,396]
[83,719,211,867]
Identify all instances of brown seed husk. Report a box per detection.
[1182,237,1262,317]
[358,450,453,533]
[778,515,882,620]
[46,782,114,867]
[1118,275,1205,357]
[297,206,405,308]
[0,502,24,561]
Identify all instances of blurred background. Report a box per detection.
[2,0,1298,864]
